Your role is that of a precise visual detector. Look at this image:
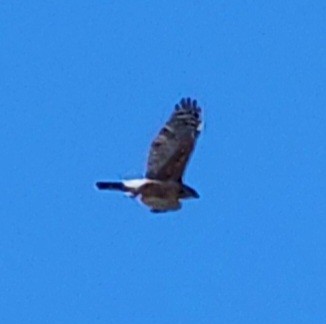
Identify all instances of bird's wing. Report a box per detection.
[145,98,202,182]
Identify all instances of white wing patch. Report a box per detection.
[197,109,204,132]
[197,120,204,132]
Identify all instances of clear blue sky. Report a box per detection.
[1,1,325,323]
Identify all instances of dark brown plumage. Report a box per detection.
[96,97,203,212]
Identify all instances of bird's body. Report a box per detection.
[127,179,183,212]
[96,98,203,213]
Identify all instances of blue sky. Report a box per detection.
[1,1,325,323]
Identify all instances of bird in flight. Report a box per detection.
[96,97,203,213]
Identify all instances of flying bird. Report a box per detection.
[96,97,203,213]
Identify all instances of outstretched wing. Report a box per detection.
[146,98,202,182]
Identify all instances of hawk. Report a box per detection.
[96,97,203,213]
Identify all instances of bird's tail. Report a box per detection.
[95,181,128,192]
